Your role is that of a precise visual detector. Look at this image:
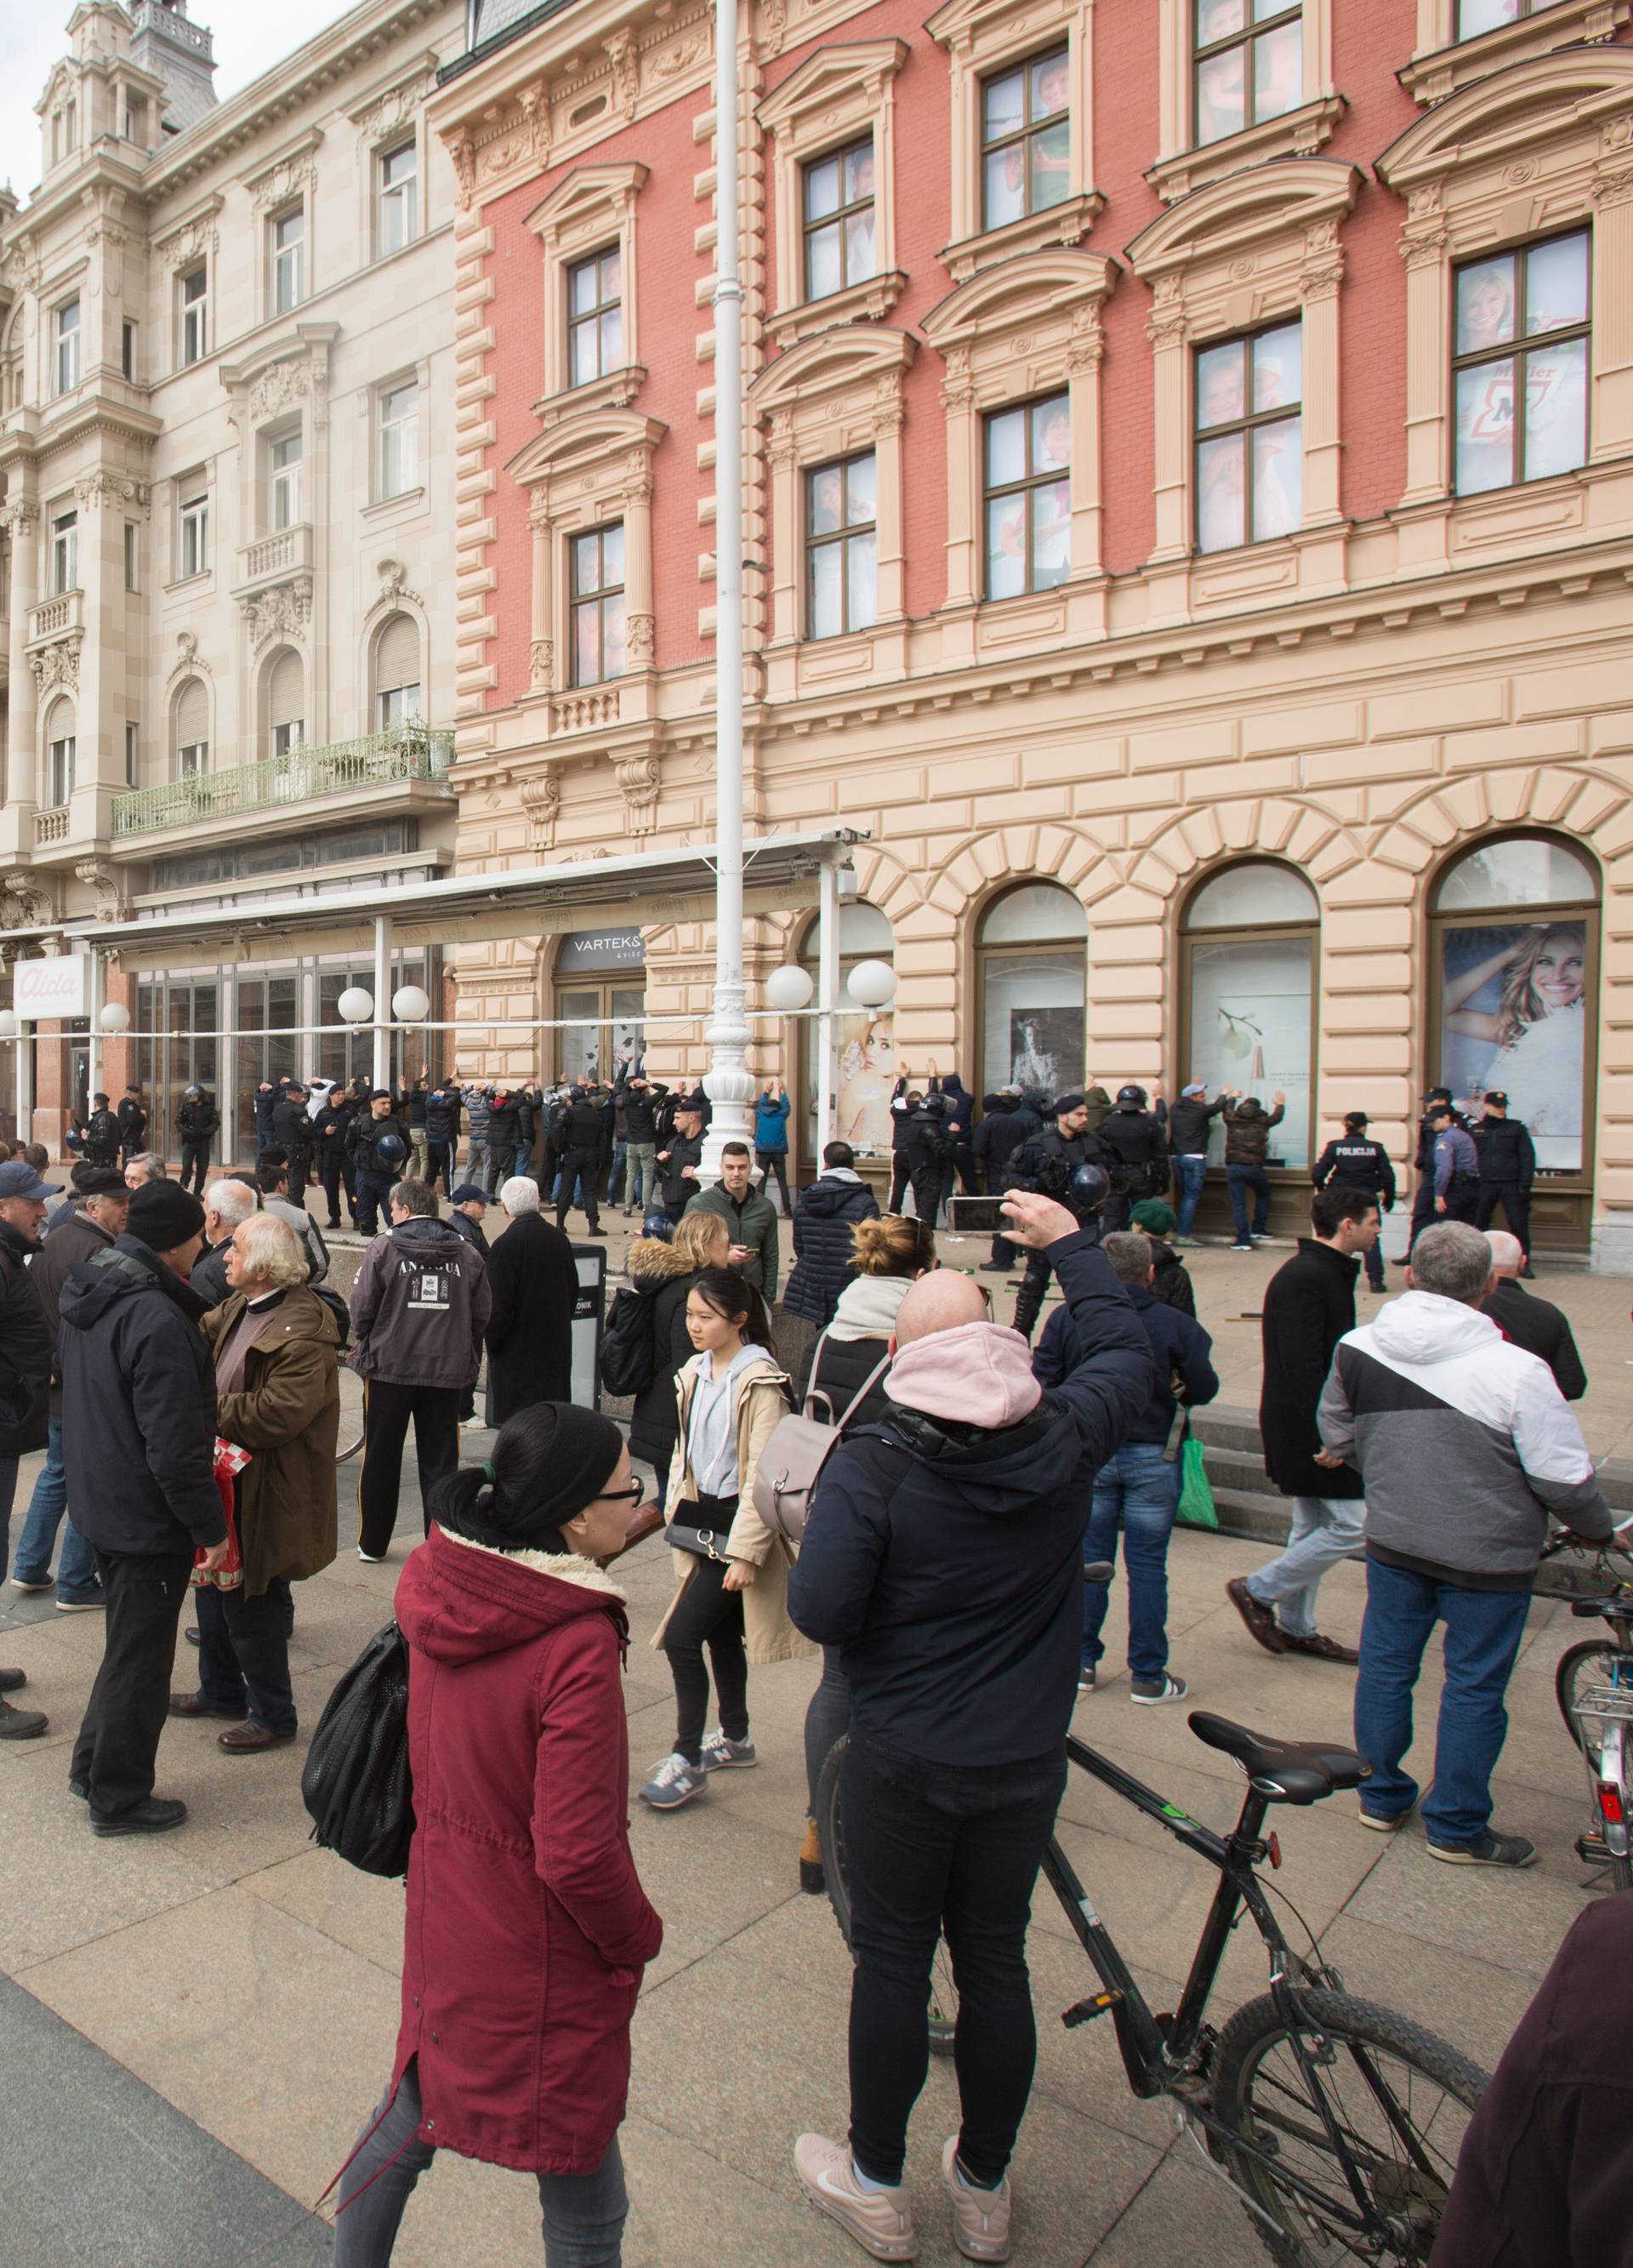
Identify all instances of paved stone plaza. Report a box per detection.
[0,1224,1619,2265]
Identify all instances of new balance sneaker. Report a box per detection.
[1426,1830,1537,1868]
[639,1752,708,1810]
[1129,1673,1189,1706]
[794,2133,918,2261]
[700,1729,758,1771]
[942,2137,1012,2264]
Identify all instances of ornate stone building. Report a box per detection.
[0,0,464,1151]
[431,0,1633,1263]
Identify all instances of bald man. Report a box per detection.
[788,1190,1153,2264]
[1485,1230,1585,1401]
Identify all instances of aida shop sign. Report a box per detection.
[14,957,91,1022]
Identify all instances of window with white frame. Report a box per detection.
[1193,0,1304,148]
[124,94,147,146]
[50,508,77,595]
[1452,231,1589,495]
[569,524,627,687]
[980,49,1071,230]
[54,299,80,395]
[267,647,304,758]
[1194,321,1304,550]
[983,395,1072,597]
[174,677,208,778]
[271,208,305,314]
[804,140,878,299]
[806,453,878,637]
[270,430,304,530]
[759,46,907,344]
[1457,0,1562,30]
[179,266,208,367]
[378,379,419,499]
[378,140,418,259]
[179,487,209,579]
[46,703,75,806]
[568,249,623,389]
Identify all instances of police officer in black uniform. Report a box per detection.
[902,1092,951,1231]
[79,1093,121,1169]
[1406,1086,1466,1259]
[1472,1089,1536,1276]
[1009,1093,1110,1340]
[1312,1112,1396,1293]
[1095,1084,1170,1233]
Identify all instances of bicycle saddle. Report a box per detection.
[1187,1712,1368,1805]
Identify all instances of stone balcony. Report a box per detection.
[233,523,315,595]
[109,724,455,848]
[26,590,83,647]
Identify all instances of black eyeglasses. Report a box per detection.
[596,1478,646,1507]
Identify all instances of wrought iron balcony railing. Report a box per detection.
[111,725,454,840]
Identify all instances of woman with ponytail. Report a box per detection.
[640,1267,816,1812]
[333,1404,662,2267]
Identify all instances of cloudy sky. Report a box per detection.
[0,2,359,208]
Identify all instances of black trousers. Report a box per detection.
[286,1155,310,1205]
[1444,1176,1480,1225]
[424,1140,452,1193]
[355,1168,397,1238]
[179,1141,211,1196]
[1012,1251,1053,1340]
[756,1150,791,1211]
[357,1380,462,1558]
[888,1154,911,1212]
[1475,1180,1531,1255]
[940,1142,978,1203]
[842,1732,1067,2187]
[556,1148,602,1232]
[71,1547,194,1816]
[660,1546,748,1766]
[909,1166,942,1232]
[321,1150,356,1225]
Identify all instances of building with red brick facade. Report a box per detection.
[430,0,1633,1262]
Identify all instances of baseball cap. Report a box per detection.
[449,1182,494,1205]
[1181,1081,1207,1098]
[1484,1090,1509,1106]
[0,1160,60,1200]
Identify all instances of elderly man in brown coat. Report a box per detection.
[170,1213,340,1753]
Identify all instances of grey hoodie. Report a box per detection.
[349,1213,492,1389]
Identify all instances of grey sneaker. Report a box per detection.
[1427,1830,1537,1868]
[1129,1673,1189,1706]
[640,1752,708,1809]
[700,1729,758,1771]
[942,2137,1011,2263]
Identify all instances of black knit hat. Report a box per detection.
[128,1182,206,1253]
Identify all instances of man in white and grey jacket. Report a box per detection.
[1318,1220,1622,1869]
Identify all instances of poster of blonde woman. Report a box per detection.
[805,1013,896,1156]
[1440,922,1588,1171]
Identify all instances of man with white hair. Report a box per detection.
[483,1175,578,1423]
[1484,1229,1585,1401]
[1320,1219,1620,1868]
[191,1177,260,1310]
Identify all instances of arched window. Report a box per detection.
[797,900,896,1157]
[373,612,423,732]
[977,882,1086,1097]
[1431,835,1597,1179]
[173,676,208,778]
[44,696,76,806]
[1181,859,1318,1166]
[265,647,304,759]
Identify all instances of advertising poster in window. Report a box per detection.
[1187,938,1312,1165]
[1439,920,1587,1172]
[807,1012,896,1157]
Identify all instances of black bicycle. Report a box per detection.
[819,1687,1486,2265]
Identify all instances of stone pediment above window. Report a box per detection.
[1125,158,1361,323]
[1147,97,1347,208]
[524,162,648,252]
[922,247,1118,368]
[1378,43,1633,192]
[508,405,666,500]
[750,322,918,419]
[1401,1,1631,107]
[526,162,649,413]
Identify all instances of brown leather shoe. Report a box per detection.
[168,1693,248,1720]
[1225,1577,1289,1656]
[218,1721,296,1753]
[1281,1632,1361,1666]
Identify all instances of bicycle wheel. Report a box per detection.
[1556,1638,1627,1758]
[816,1736,958,2060]
[1210,1987,1486,2267]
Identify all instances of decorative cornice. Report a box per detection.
[242,577,313,647]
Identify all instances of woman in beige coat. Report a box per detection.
[641,1266,814,1811]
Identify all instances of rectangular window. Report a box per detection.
[567,248,623,389]
[124,722,139,786]
[805,453,878,637]
[272,720,304,758]
[569,522,627,686]
[378,379,418,499]
[983,394,1071,598]
[179,738,208,778]
[51,510,77,595]
[125,94,146,145]
[1457,0,1556,31]
[123,521,138,591]
[1195,322,1303,551]
[1194,0,1304,148]
[179,490,209,579]
[48,733,75,806]
[271,208,305,314]
[1453,231,1590,497]
[122,320,137,379]
[980,48,1071,231]
[378,140,418,258]
[55,299,80,395]
[803,138,877,302]
[179,266,208,367]
[378,683,424,731]
[270,430,304,530]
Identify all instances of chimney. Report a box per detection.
[127,0,216,136]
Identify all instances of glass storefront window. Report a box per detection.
[1182,861,1317,1165]
[799,901,896,1158]
[978,883,1086,1097]
[552,932,646,1086]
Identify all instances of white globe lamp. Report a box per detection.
[764,964,814,1012]
[98,1002,131,1034]
[391,983,431,1023]
[846,958,897,1010]
[337,987,374,1025]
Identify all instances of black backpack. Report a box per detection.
[599,1284,659,1397]
[301,1621,415,1878]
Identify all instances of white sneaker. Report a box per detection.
[942,2137,1012,2263]
[640,1752,708,1809]
[701,1729,758,1770]
[357,1548,384,1564]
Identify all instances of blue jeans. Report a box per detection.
[1226,1163,1272,1241]
[12,1417,100,1600]
[1353,1557,1532,1847]
[1172,1155,1206,1239]
[334,2060,627,2266]
[513,1143,534,1181]
[1245,1495,1366,1640]
[1082,1442,1182,1682]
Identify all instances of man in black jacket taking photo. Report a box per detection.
[788,1191,1152,2266]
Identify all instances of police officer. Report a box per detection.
[1426,1101,1481,1229]
[1472,1089,1536,1276]
[348,1090,409,1236]
[902,1091,951,1231]
[1009,1093,1110,1340]
[1312,1112,1397,1293]
[1096,1083,1170,1233]
[1407,1086,1465,1256]
[80,1093,121,1169]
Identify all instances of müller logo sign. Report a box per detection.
[13,957,91,1021]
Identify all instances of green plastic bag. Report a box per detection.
[1176,1433,1218,1530]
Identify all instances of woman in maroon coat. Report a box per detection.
[333,1403,662,2266]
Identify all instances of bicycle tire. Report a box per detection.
[1556,1637,1628,1758]
[337,1429,365,1464]
[816,1736,958,2060]
[1210,1987,1486,2268]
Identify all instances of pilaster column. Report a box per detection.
[3,499,41,823]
